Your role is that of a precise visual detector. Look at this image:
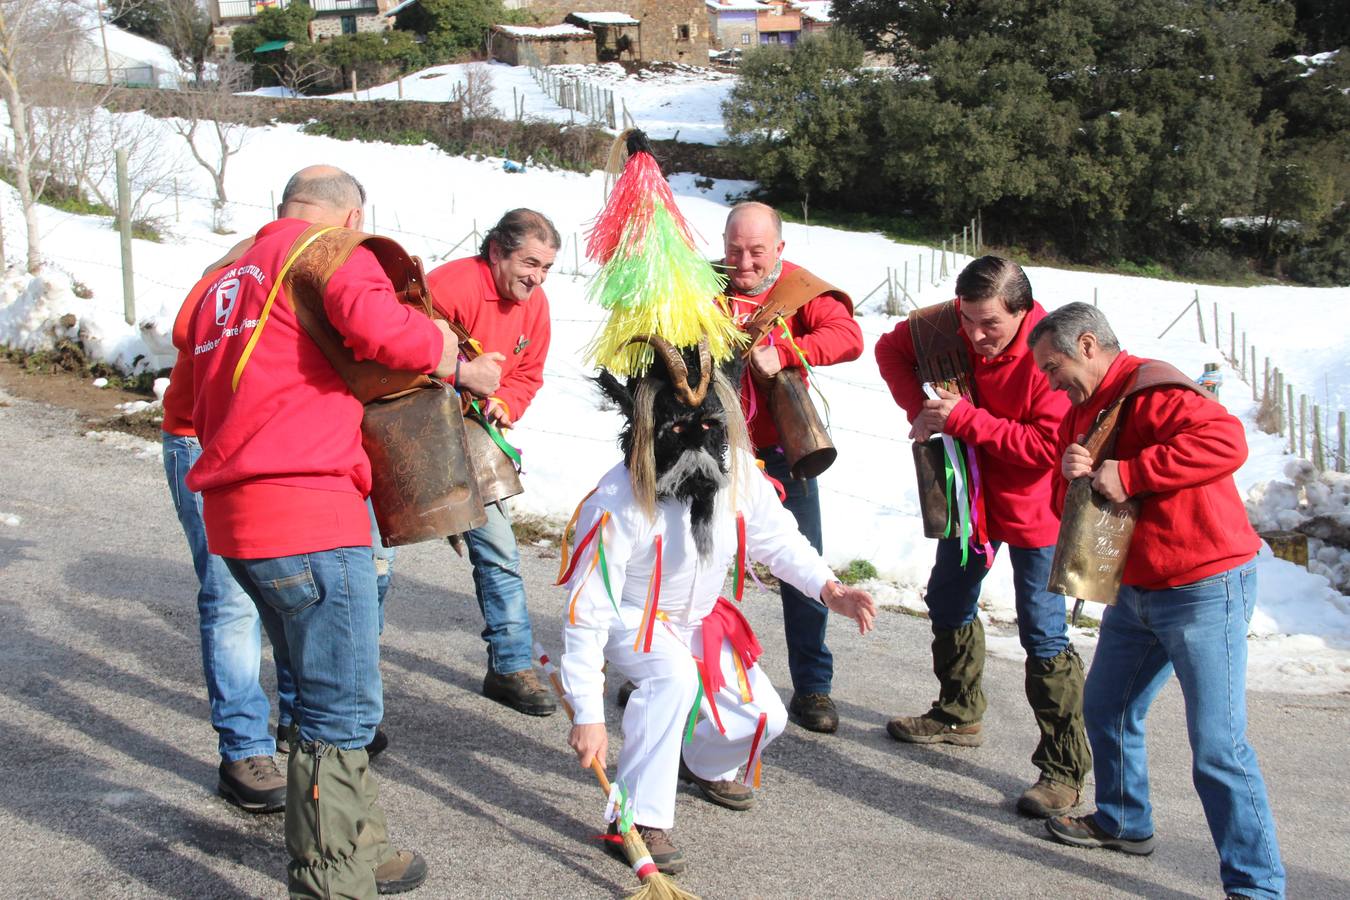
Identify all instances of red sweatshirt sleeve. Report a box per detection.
[1116,389,1248,498]
[944,375,1068,468]
[322,246,442,373]
[779,293,863,370]
[493,294,551,424]
[874,320,925,422]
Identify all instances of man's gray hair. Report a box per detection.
[280,168,366,210]
[479,208,562,259]
[1028,302,1121,357]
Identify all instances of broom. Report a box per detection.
[534,643,699,900]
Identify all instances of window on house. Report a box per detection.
[677,24,690,40]
[341,15,357,34]
[740,32,750,44]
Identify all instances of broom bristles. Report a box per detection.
[619,830,700,900]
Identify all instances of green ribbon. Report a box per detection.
[469,399,523,469]
[683,678,705,744]
[597,534,620,616]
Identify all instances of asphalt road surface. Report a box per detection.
[1,389,1346,899]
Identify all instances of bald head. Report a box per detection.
[278,165,366,229]
[723,201,785,294]
[725,201,782,241]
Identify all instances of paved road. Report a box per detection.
[1,389,1346,899]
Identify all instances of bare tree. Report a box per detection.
[0,0,85,273]
[170,61,250,233]
[52,104,188,229]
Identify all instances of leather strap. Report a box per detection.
[739,266,852,353]
[1083,360,1213,466]
[282,225,439,404]
[907,300,974,399]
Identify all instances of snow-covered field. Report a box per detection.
[250,60,736,145]
[2,86,1348,693]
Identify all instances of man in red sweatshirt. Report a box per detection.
[183,165,457,898]
[720,201,864,734]
[875,256,1090,817]
[426,209,559,716]
[1031,303,1284,900]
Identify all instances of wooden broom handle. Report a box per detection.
[541,664,613,795]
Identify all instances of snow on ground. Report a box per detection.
[1,108,1348,692]
[258,60,736,144]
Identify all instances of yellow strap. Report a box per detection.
[231,226,339,393]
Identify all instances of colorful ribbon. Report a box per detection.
[632,535,663,653]
[742,712,768,788]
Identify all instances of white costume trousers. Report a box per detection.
[606,604,787,830]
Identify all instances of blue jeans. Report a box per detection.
[162,433,295,761]
[1085,562,1285,899]
[464,502,534,674]
[759,448,832,695]
[926,540,1069,659]
[368,499,394,633]
[226,548,383,749]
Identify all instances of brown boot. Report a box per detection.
[217,755,286,813]
[886,713,983,747]
[483,669,557,716]
[374,850,428,895]
[605,822,686,875]
[678,758,755,811]
[1017,774,1081,818]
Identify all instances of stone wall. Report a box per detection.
[490,33,597,66]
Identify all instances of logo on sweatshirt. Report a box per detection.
[214,279,241,326]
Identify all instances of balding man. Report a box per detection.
[722,201,863,734]
[184,165,455,897]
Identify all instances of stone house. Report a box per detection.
[521,0,710,65]
[207,0,395,53]
[564,11,641,62]
[489,24,598,66]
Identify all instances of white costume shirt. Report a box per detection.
[559,448,835,724]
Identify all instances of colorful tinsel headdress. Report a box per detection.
[583,130,745,377]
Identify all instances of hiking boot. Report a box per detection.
[483,669,557,716]
[374,850,428,895]
[678,758,755,811]
[1017,774,1081,818]
[788,692,839,734]
[886,713,983,747]
[1046,814,1155,856]
[616,679,638,709]
[218,755,286,813]
[366,728,389,759]
[605,822,686,875]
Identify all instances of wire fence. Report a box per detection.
[1156,292,1347,475]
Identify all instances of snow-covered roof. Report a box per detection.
[568,11,640,26]
[705,0,771,11]
[67,1,187,88]
[492,24,594,39]
[792,1,832,23]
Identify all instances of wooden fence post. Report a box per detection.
[1275,371,1284,435]
[1339,411,1347,473]
[1229,311,1236,364]
[116,148,135,326]
[1213,302,1219,350]
[1313,405,1324,470]
[1251,346,1257,399]
[1264,357,1270,403]
[1241,331,1247,380]
[1093,287,1098,307]
[1300,394,1307,458]
[1287,385,1295,452]
[1194,291,1206,343]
